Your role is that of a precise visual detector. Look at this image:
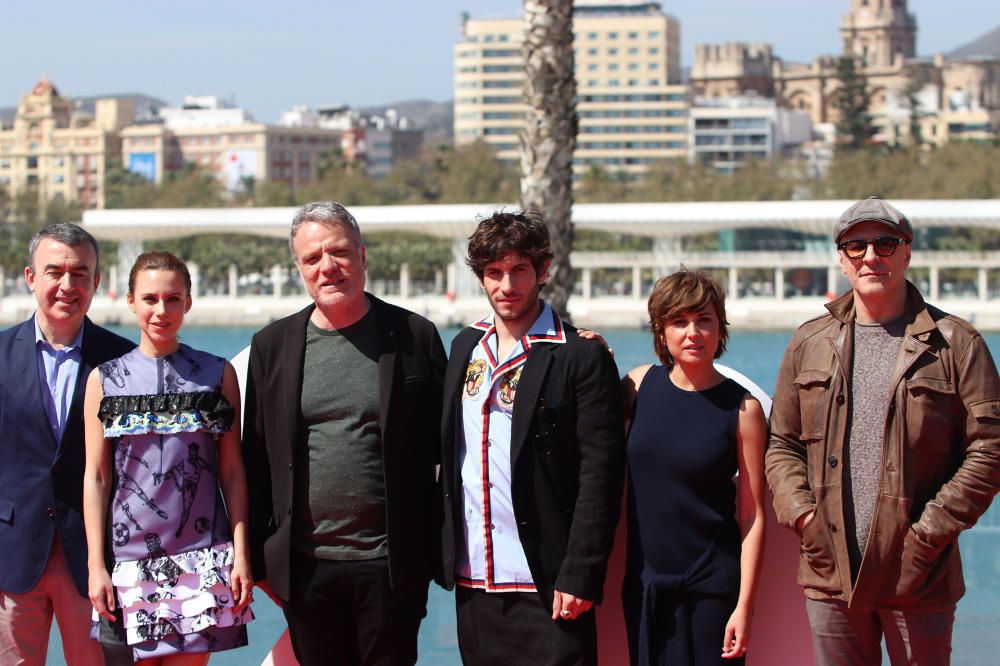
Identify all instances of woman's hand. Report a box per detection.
[89,568,117,622]
[721,605,751,659]
[230,555,254,611]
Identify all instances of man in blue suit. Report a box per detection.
[0,224,134,665]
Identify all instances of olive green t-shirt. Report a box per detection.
[292,307,387,560]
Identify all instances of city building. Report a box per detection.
[689,97,812,174]
[121,96,342,193]
[454,0,688,178]
[691,0,1000,145]
[278,104,423,179]
[0,77,133,209]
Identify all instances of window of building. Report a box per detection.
[628,63,639,71]
[588,64,599,71]
[649,47,660,55]
[483,80,520,88]
[586,79,600,87]
[648,79,660,86]
[628,32,639,40]
[648,62,659,70]
[608,47,618,56]
[608,63,619,71]
[649,31,660,39]
[628,47,639,55]
[483,48,518,57]
[607,32,618,40]
[27,156,38,169]
[607,80,620,87]
[53,174,64,184]
[587,48,598,55]
[587,32,598,40]
[627,79,640,87]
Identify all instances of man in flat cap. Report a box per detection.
[766,196,1000,664]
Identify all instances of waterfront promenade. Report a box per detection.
[5,291,1000,330]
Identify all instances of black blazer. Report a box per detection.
[0,317,134,596]
[243,295,446,600]
[438,320,625,607]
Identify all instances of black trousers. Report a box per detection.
[455,587,597,666]
[283,553,428,666]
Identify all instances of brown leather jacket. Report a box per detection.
[766,283,1000,610]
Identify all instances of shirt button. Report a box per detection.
[488,482,494,489]
[486,441,492,448]
[827,456,838,468]
[490,523,496,530]
[46,507,55,519]
[836,395,845,405]
[829,523,838,533]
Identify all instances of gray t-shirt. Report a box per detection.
[844,316,906,580]
[292,306,387,560]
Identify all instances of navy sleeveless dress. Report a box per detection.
[623,366,747,666]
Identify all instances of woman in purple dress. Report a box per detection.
[83,251,253,663]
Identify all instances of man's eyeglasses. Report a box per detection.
[837,237,910,259]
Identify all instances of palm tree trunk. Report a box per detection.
[521,0,577,321]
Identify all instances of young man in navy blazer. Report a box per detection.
[438,211,625,665]
[0,224,134,665]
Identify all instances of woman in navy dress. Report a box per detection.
[621,270,767,665]
[83,251,253,663]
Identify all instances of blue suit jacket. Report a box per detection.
[0,316,134,596]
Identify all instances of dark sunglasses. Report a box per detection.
[837,236,910,259]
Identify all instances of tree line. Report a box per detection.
[1,138,998,283]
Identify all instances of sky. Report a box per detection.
[1,0,996,122]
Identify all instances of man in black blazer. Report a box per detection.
[438,211,625,665]
[243,202,446,666]
[0,224,134,665]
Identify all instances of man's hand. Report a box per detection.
[576,329,613,357]
[795,509,816,535]
[551,589,594,621]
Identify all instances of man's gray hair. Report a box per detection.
[28,223,101,273]
[288,201,362,260]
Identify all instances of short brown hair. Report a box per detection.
[466,211,553,279]
[647,269,729,366]
[128,251,192,296]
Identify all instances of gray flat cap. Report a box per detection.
[835,196,913,242]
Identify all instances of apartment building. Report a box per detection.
[690,97,812,174]
[121,96,342,193]
[454,0,688,178]
[0,78,132,209]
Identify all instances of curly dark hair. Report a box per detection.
[466,211,553,280]
[648,268,729,366]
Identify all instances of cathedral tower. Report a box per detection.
[840,0,917,68]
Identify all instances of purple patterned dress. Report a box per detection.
[94,344,253,659]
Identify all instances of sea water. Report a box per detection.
[45,325,999,665]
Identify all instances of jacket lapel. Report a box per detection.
[509,343,553,467]
[59,318,98,456]
[17,317,58,453]
[374,299,397,441]
[281,306,311,453]
[443,329,481,478]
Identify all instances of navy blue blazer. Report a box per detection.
[0,316,134,596]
